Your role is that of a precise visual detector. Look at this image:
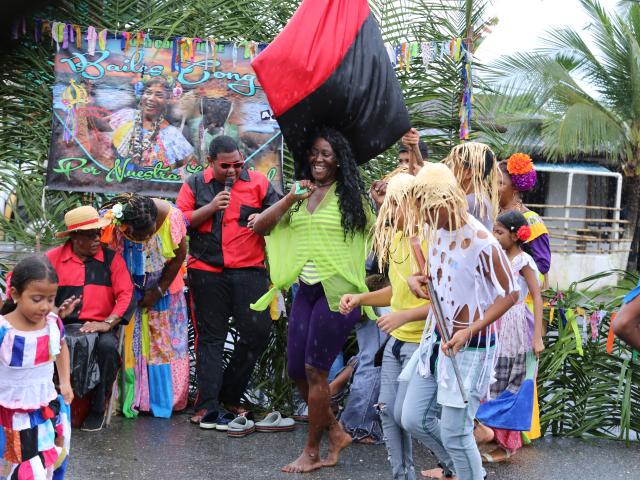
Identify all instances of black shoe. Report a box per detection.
[199,409,220,430]
[81,411,105,432]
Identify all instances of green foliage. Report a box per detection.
[485,0,640,166]
[538,269,640,440]
[0,0,499,415]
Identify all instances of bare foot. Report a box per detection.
[473,422,495,445]
[421,468,443,478]
[281,448,323,473]
[322,423,352,467]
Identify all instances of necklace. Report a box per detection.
[129,109,164,163]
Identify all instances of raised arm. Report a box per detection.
[251,180,315,236]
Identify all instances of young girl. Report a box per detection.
[340,172,454,480]
[405,163,518,480]
[444,141,500,230]
[0,256,76,480]
[475,211,544,463]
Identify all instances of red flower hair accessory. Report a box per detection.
[517,225,532,242]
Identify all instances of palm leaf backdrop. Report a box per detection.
[538,270,640,440]
[22,1,640,428]
[0,0,499,415]
[484,0,640,267]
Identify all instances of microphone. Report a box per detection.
[224,177,234,192]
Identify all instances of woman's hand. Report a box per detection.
[533,336,545,358]
[286,180,315,202]
[139,288,163,309]
[407,274,430,300]
[340,293,362,315]
[370,180,387,209]
[442,327,472,357]
[402,128,420,147]
[57,295,81,319]
[377,311,409,334]
[59,381,74,405]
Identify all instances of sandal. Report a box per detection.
[255,411,296,432]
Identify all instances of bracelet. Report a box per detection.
[156,285,165,297]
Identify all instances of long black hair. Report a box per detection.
[496,210,533,255]
[298,127,370,237]
[1,256,58,315]
[102,193,158,234]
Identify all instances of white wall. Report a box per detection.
[548,248,631,289]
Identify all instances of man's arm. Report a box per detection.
[176,180,229,230]
[614,295,640,350]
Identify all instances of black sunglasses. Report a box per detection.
[74,229,101,238]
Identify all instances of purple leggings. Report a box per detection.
[288,282,361,379]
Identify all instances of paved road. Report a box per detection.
[68,414,640,479]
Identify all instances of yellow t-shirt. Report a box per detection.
[388,233,428,343]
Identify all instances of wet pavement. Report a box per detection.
[68,414,640,479]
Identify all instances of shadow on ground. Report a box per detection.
[68,414,640,479]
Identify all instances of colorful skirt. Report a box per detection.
[0,396,71,480]
[477,304,535,452]
[121,284,189,419]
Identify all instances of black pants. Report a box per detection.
[189,268,272,412]
[91,331,119,413]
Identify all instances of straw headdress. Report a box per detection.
[372,171,415,271]
[443,142,499,223]
[406,162,468,242]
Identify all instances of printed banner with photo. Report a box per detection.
[46,37,283,197]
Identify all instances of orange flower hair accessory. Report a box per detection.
[507,153,534,175]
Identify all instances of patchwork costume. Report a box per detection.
[0,314,71,480]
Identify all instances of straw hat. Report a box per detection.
[56,206,111,238]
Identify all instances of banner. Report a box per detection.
[46,36,283,196]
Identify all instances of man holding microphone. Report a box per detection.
[177,135,281,428]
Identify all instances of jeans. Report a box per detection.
[438,349,491,480]
[189,268,272,412]
[340,317,387,443]
[379,337,418,480]
[401,369,455,476]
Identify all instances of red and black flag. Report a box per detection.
[252,0,410,173]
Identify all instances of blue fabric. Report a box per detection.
[624,280,640,304]
[328,352,344,383]
[476,353,537,431]
[53,457,68,480]
[476,380,534,431]
[148,363,173,418]
[0,423,5,459]
[340,317,386,443]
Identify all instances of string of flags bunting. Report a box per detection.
[17,19,475,141]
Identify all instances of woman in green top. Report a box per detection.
[252,128,373,473]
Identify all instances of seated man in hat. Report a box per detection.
[46,206,135,432]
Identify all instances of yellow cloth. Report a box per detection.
[251,184,375,318]
[388,233,427,343]
[527,382,542,440]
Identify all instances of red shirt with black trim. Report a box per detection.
[46,242,136,324]
[176,167,281,272]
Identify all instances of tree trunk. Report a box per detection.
[625,173,640,270]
